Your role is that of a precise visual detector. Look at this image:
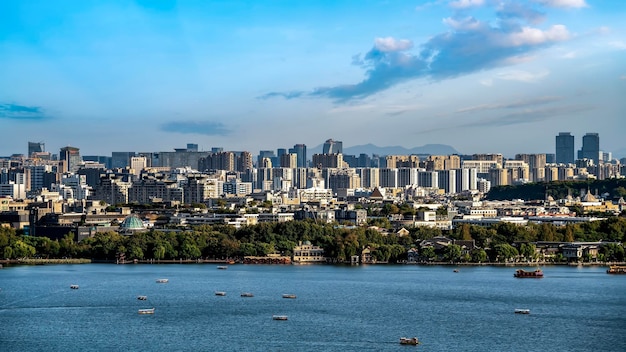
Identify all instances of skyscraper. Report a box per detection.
[555,132,574,164]
[581,133,600,164]
[290,144,307,168]
[322,139,342,154]
[28,141,45,157]
[59,146,81,173]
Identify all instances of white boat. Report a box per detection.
[137,295,148,300]
[217,266,228,270]
[215,291,226,296]
[156,278,169,283]
[138,308,155,314]
[272,315,288,321]
[514,309,530,314]
[240,292,254,297]
[399,337,420,345]
[282,294,297,299]
[70,284,79,289]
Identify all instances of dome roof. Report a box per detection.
[119,215,145,231]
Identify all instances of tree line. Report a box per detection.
[1,217,625,263]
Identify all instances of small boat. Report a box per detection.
[514,309,530,314]
[399,337,420,345]
[282,294,297,299]
[70,285,79,289]
[240,292,254,297]
[272,315,288,321]
[228,260,236,264]
[138,308,155,315]
[606,265,626,274]
[156,278,169,283]
[217,266,228,270]
[137,295,148,300]
[514,269,543,278]
[453,269,459,273]
[215,291,226,296]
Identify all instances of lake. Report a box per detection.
[1,264,625,352]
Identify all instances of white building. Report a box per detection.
[293,241,326,263]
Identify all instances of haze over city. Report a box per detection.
[1,0,624,157]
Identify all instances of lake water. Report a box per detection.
[1,264,625,352]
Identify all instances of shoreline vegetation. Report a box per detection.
[2,219,625,266]
[1,258,625,267]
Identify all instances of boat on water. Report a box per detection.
[272,315,288,321]
[453,269,459,273]
[156,278,169,283]
[138,308,155,315]
[70,285,79,289]
[399,337,420,345]
[282,294,297,299]
[606,265,626,274]
[514,309,530,314]
[217,266,228,270]
[137,295,147,300]
[241,292,254,297]
[514,269,543,278]
[215,291,226,296]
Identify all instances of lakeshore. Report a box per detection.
[2,257,625,267]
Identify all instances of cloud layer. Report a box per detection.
[0,103,50,120]
[262,1,575,102]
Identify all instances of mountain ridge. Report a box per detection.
[308,143,459,156]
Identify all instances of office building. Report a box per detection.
[59,146,81,173]
[289,144,307,168]
[322,139,342,154]
[28,141,45,157]
[580,133,600,164]
[555,132,575,164]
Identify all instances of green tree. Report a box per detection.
[471,249,488,263]
[519,243,537,261]
[443,244,462,262]
[493,243,518,262]
[420,247,436,261]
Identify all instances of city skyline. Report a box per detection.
[1,0,624,157]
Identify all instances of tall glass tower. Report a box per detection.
[581,133,600,164]
[322,139,343,154]
[290,144,307,168]
[28,141,45,157]
[555,132,574,164]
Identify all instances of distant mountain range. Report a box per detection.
[308,143,459,156]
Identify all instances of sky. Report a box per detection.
[1,0,625,158]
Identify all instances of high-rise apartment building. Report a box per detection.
[580,133,600,164]
[555,132,575,164]
[280,153,298,168]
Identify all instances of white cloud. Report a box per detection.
[507,25,570,46]
[608,41,626,50]
[449,0,485,9]
[533,0,587,8]
[442,16,483,30]
[496,69,550,83]
[479,79,493,86]
[374,37,413,52]
[561,51,577,59]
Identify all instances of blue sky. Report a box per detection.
[1,0,624,158]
